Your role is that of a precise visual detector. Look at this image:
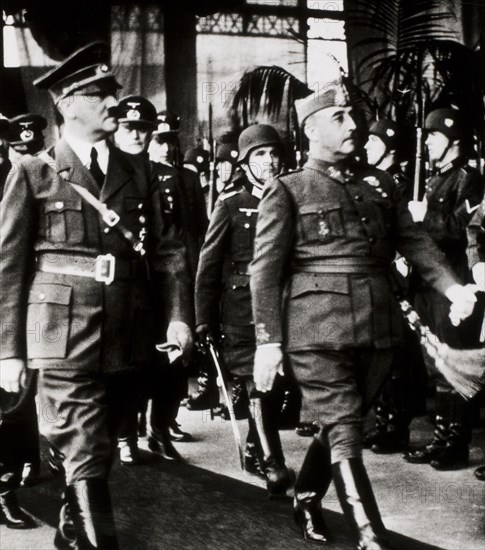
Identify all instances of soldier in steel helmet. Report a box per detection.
[195,124,294,497]
[250,79,478,548]
[404,107,484,470]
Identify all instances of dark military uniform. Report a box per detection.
[406,156,484,467]
[250,157,458,455]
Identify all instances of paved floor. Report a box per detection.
[1,398,484,550]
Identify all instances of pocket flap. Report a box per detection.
[226,273,250,289]
[125,197,147,212]
[28,284,72,305]
[291,273,349,298]
[45,198,82,213]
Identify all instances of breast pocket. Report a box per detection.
[299,204,345,243]
[45,199,85,243]
[26,283,72,359]
[222,274,253,325]
[233,212,257,252]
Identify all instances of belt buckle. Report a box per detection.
[95,254,115,285]
[101,206,120,227]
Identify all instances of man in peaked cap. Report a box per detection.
[148,110,181,165]
[404,107,484,471]
[0,42,193,549]
[249,80,478,548]
[114,95,157,156]
[8,113,48,160]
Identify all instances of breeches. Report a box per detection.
[288,348,394,463]
[37,368,140,483]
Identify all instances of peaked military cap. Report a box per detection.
[295,81,350,127]
[153,110,180,136]
[184,147,210,173]
[368,119,399,149]
[34,41,121,102]
[425,108,465,139]
[9,113,47,145]
[117,95,157,126]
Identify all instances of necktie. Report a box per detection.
[89,147,105,188]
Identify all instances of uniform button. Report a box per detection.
[168,196,173,202]
[165,188,170,193]
[104,228,110,234]
[244,223,250,228]
[246,212,252,217]
[439,197,444,203]
[382,192,388,198]
[354,195,362,201]
[38,293,46,300]
[138,203,143,209]
[232,285,237,290]
[369,237,375,244]
[55,201,64,210]
[139,216,146,223]
[361,217,369,223]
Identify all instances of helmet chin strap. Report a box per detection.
[243,163,266,189]
[374,146,388,169]
[437,138,452,165]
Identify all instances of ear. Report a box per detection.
[303,120,314,141]
[57,97,75,121]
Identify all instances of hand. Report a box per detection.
[472,262,485,292]
[408,199,427,223]
[0,358,26,393]
[166,321,193,363]
[394,257,409,278]
[445,283,478,326]
[253,345,284,393]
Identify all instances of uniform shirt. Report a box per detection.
[250,157,458,351]
[195,176,260,332]
[64,131,110,174]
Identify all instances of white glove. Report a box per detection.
[166,321,193,363]
[0,358,26,393]
[408,199,427,223]
[254,344,284,393]
[445,284,478,326]
[472,262,485,292]
[395,257,409,278]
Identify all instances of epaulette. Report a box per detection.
[220,186,243,201]
[278,168,303,180]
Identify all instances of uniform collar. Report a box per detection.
[305,156,355,183]
[436,155,466,176]
[63,130,110,174]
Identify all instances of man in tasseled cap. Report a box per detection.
[249,73,479,548]
[0,42,193,549]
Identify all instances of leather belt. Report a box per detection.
[36,253,145,285]
[292,258,389,274]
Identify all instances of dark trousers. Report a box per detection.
[0,371,39,493]
[288,348,394,463]
[37,368,142,483]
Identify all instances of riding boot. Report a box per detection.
[250,395,293,498]
[54,492,78,550]
[65,479,119,550]
[332,458,391,550]
[244,418,265,478]
[293,438,332,545]
[184,354,219,411]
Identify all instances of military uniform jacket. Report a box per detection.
[153,162,208,286]
[418,157,484,279]
[250,157,458,351]
[195,177,259,333]
[0,138,190,372]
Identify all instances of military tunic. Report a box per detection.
[0,138,190,481]
[250,157,459,460]
[195,177,260,376]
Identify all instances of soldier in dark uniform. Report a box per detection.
[250,81,478,548]
[195,124,293,497]
[363,119,428,454]
[0,115,38,530]
[0,42,193,549]
[404,108,484,470]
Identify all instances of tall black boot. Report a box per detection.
[244,418,265,478]
[250,395,293,498]
[185,354,219,411]
[293,438,332,545]
[65,479,119,550]
[332,458,391,550]
[363,402,389,449]
[430,390,470,471]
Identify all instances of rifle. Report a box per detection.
[207,103,217,217]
